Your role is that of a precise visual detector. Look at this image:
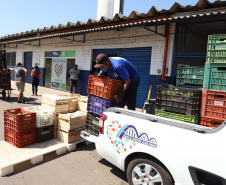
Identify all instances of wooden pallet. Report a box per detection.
[0,138,89,176]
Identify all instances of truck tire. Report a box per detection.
[127,158,173,185]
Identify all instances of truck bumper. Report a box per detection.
[80,131,98,143]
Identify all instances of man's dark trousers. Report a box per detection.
[123,77,140,111]
[70,79,78,94]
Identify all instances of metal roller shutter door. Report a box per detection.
[93,49,118,55]
[119,48,152,108]
[24,52,33,84]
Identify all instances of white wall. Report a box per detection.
[6,24,175,77]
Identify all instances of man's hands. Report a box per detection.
[114,95,123,104]
[114,77,131,104]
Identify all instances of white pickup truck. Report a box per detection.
[81,107,226,185]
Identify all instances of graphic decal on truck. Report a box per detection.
[117,125,157,148]
[106,120,157,154]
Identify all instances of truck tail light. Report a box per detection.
[99,113,107,134]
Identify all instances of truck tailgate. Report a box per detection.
[80,130,98,143]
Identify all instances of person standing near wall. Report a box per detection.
[11,62,28,103]
[69,64,80,94]
[31,65,41,96]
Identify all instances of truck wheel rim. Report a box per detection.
[132,163,163,185]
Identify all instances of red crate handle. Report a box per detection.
[94,81,105,87]
[23,131,32,139]
[214,94,225,100]
[8,132,14,138]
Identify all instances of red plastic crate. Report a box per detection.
[4,108,36,131]
[201,90,226,120]
[200,116,223,128]
[87,75,124,99]
[4,127,36,148]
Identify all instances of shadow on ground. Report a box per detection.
[99,158,128,182]
[76,142,96,152]
[0,96,40,105]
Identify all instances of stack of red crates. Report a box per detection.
[4,108,36,148]
[200,90,226,128]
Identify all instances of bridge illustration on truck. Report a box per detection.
[116,124,157,148]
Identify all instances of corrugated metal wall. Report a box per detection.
[93,47,152,108]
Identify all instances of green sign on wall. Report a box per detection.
[59,50,76,57]
[45,50,76,58]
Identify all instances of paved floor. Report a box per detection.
[0,87,129,185]
[0,81,144,184]
[10,81,69,103]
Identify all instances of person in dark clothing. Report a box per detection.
[94,54,140,111]
[31,65,41,96]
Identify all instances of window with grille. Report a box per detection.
[6,52,16,67]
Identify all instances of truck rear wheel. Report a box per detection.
[127,158,173,185]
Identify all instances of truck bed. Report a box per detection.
[104,107,225,134]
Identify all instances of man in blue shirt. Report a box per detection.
[94,54,140,111]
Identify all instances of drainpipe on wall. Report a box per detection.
[161,23,170,81]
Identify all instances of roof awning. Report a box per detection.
[1,0,226,46]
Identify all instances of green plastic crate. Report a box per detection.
[203,63,226,91]
[155,109,199,124]
[176,64,204,86]
[206,34,226,63]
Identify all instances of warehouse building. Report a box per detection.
[1,0,226,107]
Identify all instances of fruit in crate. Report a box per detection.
[70,99,78,102]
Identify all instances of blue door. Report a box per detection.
[119,48,152,108]
[93,47,152,108]
[24,52,33,84]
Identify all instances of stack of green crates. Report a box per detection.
[176,64,204,87]
[204,34,226,91]
[200,34,226,127]
[206,34,226,63]
[203,63,226,91]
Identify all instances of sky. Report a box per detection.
[0,0,217,37]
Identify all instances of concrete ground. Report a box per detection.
[10,81,70,103]
[0,81,143,185]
